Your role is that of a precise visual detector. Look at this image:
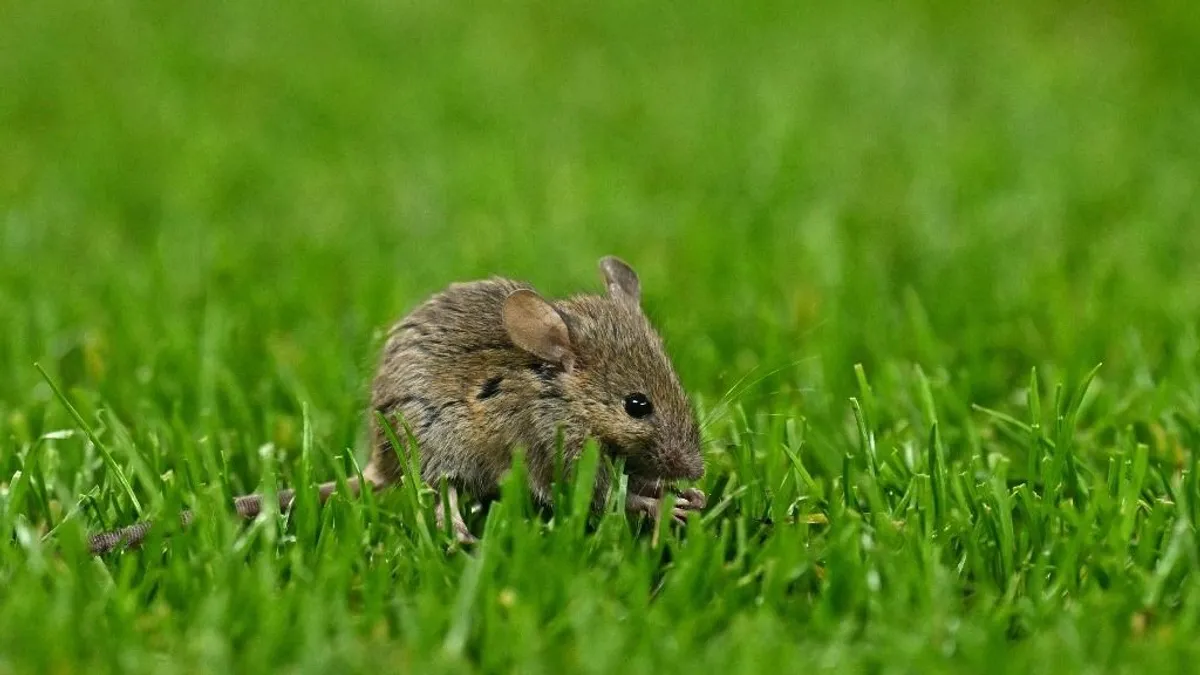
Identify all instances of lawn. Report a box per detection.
[3,0,1200,672]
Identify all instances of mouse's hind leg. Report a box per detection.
[434,484,477,545]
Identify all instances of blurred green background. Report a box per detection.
[5,0,1197,425]
[3,0,1200,672]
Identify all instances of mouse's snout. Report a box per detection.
[663,443,705,482]
[660,418,705,481]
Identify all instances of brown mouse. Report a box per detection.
[85,255,706,554]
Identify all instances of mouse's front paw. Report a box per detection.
[627,493,693,524]
[673,487,706,511]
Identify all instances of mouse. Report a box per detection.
[84,255,706,554]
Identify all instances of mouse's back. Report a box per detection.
[365,277,534,484]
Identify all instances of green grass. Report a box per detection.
[4,0,1200,672]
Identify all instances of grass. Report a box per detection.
[3,0,1200,672]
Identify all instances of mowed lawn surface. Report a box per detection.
[3,1,1200,672]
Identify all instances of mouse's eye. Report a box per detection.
[623,393,653,419]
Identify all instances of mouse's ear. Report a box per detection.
[599,255,641,306]
[503,289,575,370]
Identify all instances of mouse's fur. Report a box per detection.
[84,256,705,553]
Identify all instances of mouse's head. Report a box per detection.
[502,256,704,483]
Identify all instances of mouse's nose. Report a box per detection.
[677,450,705,481]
